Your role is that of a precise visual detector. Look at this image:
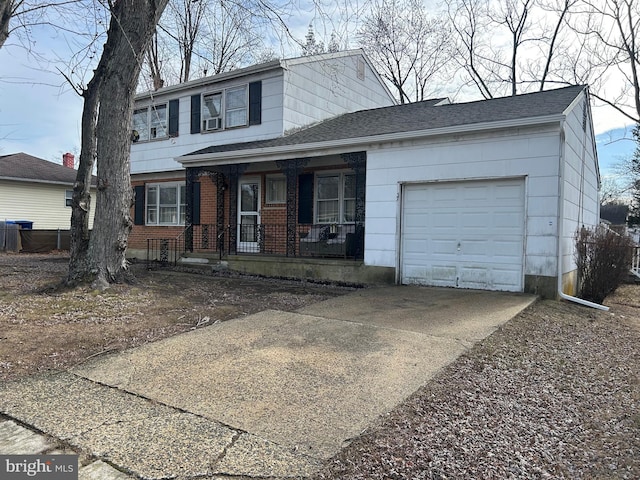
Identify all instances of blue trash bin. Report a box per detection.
[14,220,33,230]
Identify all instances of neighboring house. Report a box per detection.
[129,52,600,299]
[600,203,629,234]
[0,152,96,230]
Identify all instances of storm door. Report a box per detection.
[237,177,261,253]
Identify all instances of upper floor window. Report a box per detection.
[202,85,248,132]
[133,104,168,141]
[315,173,355,224]
[65,190,73,207]
[146,182,186,226]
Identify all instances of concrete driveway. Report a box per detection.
[0,286,535,479]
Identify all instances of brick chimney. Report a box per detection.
[63,152,75,169]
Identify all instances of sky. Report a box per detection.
[0,4,636,176]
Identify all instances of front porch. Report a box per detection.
[147,222,364,262]
[145,223,394,285]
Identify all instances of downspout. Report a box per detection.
[557,118,609,311]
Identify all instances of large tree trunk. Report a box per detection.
[68,0,168,289]
[0,0,12,49]
[67,81,99,284]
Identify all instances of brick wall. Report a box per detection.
[129,165,349,252]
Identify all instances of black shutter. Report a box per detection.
[192,182,201,225]
[190,94,201,134]
[134,185,145,225]
[297,173,314,224]
[249,81,262,125]
[168,99,179,136]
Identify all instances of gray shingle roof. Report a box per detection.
[185,85,585,157]
[0,152,96,186]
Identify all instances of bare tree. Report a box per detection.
[200,0,263,75]
[0,0,13,48]
[67,0,169,288]
[447,0,495,98]
[490,0,536,96]
[139,0,288,90]
[358,0,453,103]
[0,0,85,50]
[568,0,640,123]
[538,0,577,90]
[146,30,164,90]
[446,0,581,97]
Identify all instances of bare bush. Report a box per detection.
[575,225,634,303]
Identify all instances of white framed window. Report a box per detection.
[65,190,73,207]
[202,85,248,132]
[315,172,356,224]
[265,175,286,204]
[133,103,168,141]
[225,85,248,128]
[146,182,186,226]
[202,92,223,131]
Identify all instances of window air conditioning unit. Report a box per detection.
[206,117,222,131]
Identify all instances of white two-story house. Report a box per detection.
[129,49,396,258]
[130,50,601,300]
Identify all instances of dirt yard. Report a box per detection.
[0,252,353,381]
[315,282,640,479]
[1,252,639,478]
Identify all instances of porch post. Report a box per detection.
[341,152,366,223]
[342,152,366,259]
[276,158,310,257]
[214,172,226,253]
[185,167,202,252]
[212,164,248,255]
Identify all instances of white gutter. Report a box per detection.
[178,114,565,167]
[557,118,609,311]
[0,176,85,187]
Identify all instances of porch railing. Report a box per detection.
[632,245,640,279]
[146,237,180,268]
[146,223,364,268]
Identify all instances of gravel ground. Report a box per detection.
[314,286,640,479]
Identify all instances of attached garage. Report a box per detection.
[400,178,526,292]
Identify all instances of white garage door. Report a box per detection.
[401,178,525,292]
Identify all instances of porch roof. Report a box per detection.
[179,85,586,165]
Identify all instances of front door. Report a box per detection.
[238,177,261,253]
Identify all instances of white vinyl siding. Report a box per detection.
[366,124,562,281]
[282,53,395,132]
[130,71,283,174]
[559,94,600,287]
[0,180,96,230]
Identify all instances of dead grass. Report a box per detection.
[0,252,352,380]
[2,252,639,478]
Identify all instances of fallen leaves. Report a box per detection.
[315,287,640,480]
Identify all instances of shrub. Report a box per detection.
[574,226,635,304]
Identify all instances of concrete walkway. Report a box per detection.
[0,286,535,479]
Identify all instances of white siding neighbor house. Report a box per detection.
[128,50,600,299]
[0,152,96,230]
